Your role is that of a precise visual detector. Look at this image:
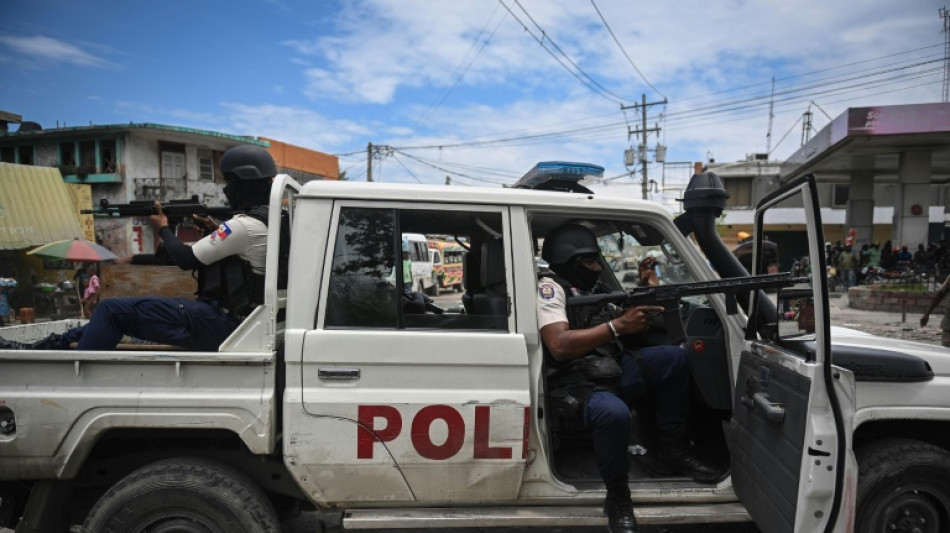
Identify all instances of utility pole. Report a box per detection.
[801,109,813,146]
[766,77,775,154]
[621,94,666,200]
[366,142,373,182]
[941,7,950,102]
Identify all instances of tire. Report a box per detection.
[82,457,279,533]
[856,438,950,533]
[427,274,441,296]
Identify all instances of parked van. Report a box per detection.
[403,233,435,294]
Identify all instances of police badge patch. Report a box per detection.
[539,283,555,300]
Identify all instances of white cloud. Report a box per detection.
[218,103,371,150]
[0,35,116,69]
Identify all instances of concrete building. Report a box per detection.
[708,103,950,268]
[0,121,339,258]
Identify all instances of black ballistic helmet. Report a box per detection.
[542,223,600,265]
[220,145,277,182]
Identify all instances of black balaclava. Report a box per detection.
[552,254,600,291]
[224,180,272,211]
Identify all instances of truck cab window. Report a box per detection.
[325,206,508,331]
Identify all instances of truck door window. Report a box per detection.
[325,206,508,331]
[325,207,398,328]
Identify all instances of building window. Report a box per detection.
[99,140,116,173]
[60,142,76,167]
[833,184,849,207]
[58,138,119,174]
[198,150,214,180]
[724,177,753,208]
[0,147,14,163]
[17,146,33,165]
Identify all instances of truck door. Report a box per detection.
[290,203,531,505]
[728,174,856,533]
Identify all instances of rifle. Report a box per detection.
[81,195,233,225]
[567,272,808,344]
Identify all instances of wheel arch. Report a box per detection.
[854,418,950,454]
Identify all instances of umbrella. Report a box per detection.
[27,238,118,262]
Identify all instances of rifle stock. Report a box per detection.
[567,272,808,344]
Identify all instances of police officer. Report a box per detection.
[537,223,720,533]
[0,145,277,351]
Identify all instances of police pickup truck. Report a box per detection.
[0,163,947,533]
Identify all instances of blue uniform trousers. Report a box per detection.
[63,297,238,351]
[583,345,690,483]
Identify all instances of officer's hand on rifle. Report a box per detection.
[149,201,169,231]
[613,305,665,336]
[192,214,220,233]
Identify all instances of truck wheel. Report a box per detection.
[856,438,950,533]
[427,274,441,296]
[82,457,279,533]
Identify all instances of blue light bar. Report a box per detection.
[512,161,605,193]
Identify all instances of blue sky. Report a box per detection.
[0,0,945,196]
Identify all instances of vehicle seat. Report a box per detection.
[461,251,482,314]
[471,238,507,319]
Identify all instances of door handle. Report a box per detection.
[749,392,785,423]
[318,368,361,381]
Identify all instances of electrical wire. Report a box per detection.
[391,152,425,183]
[498,0,629,105]
[589,0,665,99]
[336,43,943,160]
[411,5,508,133]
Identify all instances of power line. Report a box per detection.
[676,42,943,104]
[391,152,424,183]
[498,0,629,105]
[411,5,508,133]
[589,0,665,99]
[337,46,943,160]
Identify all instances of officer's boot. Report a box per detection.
[0,336,32,350]
[0,333,64,350]
[31,333,65,350]
[603,480,638,533]
[652,432,723,484]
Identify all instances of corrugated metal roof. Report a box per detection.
[0,122,269,146]
[0,163,83,250]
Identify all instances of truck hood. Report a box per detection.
[831,326,949,379]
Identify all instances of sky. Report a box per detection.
[0,0,946,199]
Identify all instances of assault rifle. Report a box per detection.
[81,196,233,225]
[567,272,808,344]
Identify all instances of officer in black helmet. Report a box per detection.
[0,145,277,351]
[537,223,720,533]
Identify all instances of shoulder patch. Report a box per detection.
[213,222,232,241]
[539,283,556,300]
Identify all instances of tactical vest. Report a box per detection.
[196,205,289,319]
[542,275,624,417]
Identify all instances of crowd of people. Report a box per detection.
[821,240,950,289]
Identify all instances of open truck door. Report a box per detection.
[728,174,856,533]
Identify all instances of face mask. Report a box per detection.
[223,182,240,209]
[572,263,601,291]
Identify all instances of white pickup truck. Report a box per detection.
[1,164,948,533]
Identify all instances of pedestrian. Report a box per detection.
[81,263,100,318]
[0,144,277,351]
[836,245,858,289]
[920,272,950,347]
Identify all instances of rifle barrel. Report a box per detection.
[568,273,808,308]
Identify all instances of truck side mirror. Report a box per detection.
[776,288,816,338]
